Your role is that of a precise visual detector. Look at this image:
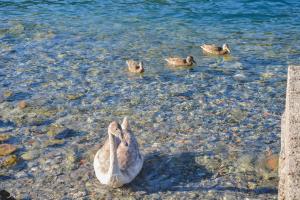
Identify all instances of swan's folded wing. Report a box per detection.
[95,138,111,173]
[117,131,142,171]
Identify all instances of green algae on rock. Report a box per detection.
[43,139,65,147]
[21,150,40,161]
[47,124,65,137]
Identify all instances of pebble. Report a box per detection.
[21,150,40,161]
[0,134,11,142]
[0,144,17,156]
[18,100,28,109]
[0,155,17,167]
[3,90,13,98]
[43,139,65,147]
[266,154,279,171]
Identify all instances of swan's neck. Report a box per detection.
[108,133,120,176]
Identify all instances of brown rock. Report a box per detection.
[0,144,17,156]
[18,100,27,109]
[0,135,10,142]
[0,155,17,167]
[266,154,279,171]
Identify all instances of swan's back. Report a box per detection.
[117,130,143,171]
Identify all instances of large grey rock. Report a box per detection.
[279,66,300,200]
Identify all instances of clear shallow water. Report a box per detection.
[0,0,300,199]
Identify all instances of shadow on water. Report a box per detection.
[127,151,212,194]
[126,152,277,195]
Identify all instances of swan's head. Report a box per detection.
[108,121,123,139]
[222,43,230,53]
[186,56,196,64]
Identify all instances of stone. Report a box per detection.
[248,181,257,189]
[0,144,17,156]
[18,100,27,109]
[66,93,84,100]
[0,135,10,142]
[47,124,65,137]
[0,155,17,168]
[3,91,13,98]
[43,139,65,147]
[266,154,279,171]
[21,150,40,161]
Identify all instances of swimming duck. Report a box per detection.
[126,60,144,73]
[93,117,143,188]
[165,56,196,67]
[200,44,231,55]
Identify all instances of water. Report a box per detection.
[0,0,300,199]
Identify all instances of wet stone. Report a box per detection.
[3,91,13,98]
[236,154,255,173]
[265,154,279,171]
[0,155,17,168]
[43,139,65,147]
[18,100,28,109]
[66,93,84,101]
[47,124,65,137]
[21,150,40,161]
[0,134,11,142]
[0,144,17,156]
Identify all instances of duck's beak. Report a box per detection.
[193,60,197,64]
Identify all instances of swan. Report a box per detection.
[93,117,143,188]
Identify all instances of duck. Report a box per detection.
[126,60,144,73]
[165,56,196,67]
[200,44,231,55]
[93,117,143,188]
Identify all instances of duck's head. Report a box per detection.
[186,56,196,64]
[137,61,144,73]
[222,44,230,53]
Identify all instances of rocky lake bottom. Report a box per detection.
[1,0,300,199]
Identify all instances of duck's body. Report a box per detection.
[201,44,230,55]
[126,60,144,73]
[94,117,143,188]
[165,56,196,67]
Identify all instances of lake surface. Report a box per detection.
[1,0,300,199]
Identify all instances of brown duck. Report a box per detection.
[201,44,231,55]
[165,56,196,67]
[126,60,144,73]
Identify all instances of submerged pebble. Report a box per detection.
[18,100,28,109]
[0,144,17,156]
[0,135,11,142]
[21,150,40,161]
[0,155,17,168]
[43,139,65,147]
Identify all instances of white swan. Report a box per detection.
[93,117,143,188]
